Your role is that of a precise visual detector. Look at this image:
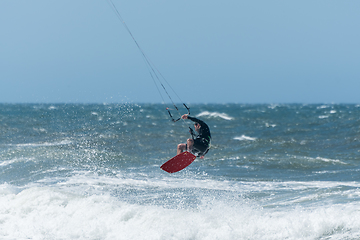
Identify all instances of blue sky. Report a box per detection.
[1,0,359,104]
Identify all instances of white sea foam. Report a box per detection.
[268,104,280,109]
[0,157,35,167]
[196,111,234,120]
[1,179,360,240]
[7,140,72,148]
[315,157,347,165]
[265,123,276,128]
[234,135,257,141]
[317,105,330,109]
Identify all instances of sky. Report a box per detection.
[1,0,360,104]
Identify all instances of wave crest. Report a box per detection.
[196,111,234,120]
[234,135,257,141]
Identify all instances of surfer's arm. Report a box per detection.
[187,116,206,126]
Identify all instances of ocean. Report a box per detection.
[1,103,360,239]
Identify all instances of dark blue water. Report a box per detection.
[1,103,360,239]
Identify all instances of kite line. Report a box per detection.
[106,0,190,122]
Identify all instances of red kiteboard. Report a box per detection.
[160,151,197,173]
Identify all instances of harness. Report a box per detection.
[189,128,211,157]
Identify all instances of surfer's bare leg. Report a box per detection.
[177,139,194,155]
[177,143,186,155]
[186,138,194,152]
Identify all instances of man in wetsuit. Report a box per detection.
[177,114,211,158]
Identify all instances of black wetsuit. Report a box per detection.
[188,116,211,156]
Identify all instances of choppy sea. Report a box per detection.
[1,103,360,239]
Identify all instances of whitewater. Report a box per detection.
[1,103,360,239]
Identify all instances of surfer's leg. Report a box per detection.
[177,143,186,155]
[186,138,194,152]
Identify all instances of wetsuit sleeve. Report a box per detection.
[187,116,206,127]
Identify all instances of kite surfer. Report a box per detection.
[177,114,211,158]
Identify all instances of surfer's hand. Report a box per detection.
[182,114,188,119]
